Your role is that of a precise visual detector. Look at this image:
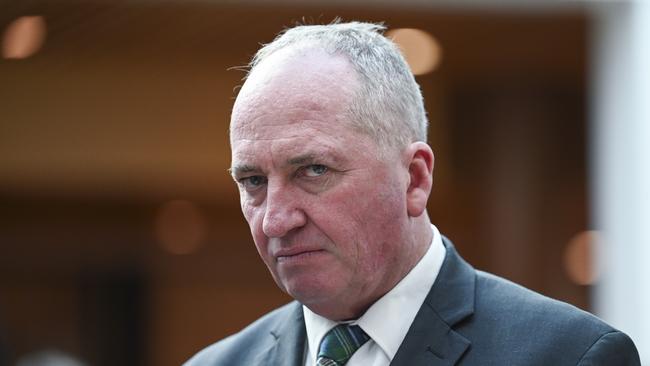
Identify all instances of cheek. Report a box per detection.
[340,178,406,261]
[241,200,269,253]
[321,179,404,240]
[240,194,263,229]
[344,173,405,223]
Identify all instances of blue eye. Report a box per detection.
[303,165,328,177]
[239,175,267,190]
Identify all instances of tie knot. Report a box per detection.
[316,324,370,366]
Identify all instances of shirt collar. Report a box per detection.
[303,224,446,362]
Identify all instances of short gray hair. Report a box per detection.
[246,20,428,151]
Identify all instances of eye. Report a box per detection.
[238,175,268,191]
[303,164,328,177]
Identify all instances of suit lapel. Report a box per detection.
[390,238,475,366]
[263,302,306,366]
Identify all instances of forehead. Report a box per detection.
[230,47,359,141]
[230,106,367,173]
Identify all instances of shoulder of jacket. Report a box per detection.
[474,270,614,336]
[183,301,300,365]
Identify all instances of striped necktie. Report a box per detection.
[316,324,370,366]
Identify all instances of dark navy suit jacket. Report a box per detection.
[185,239,641,365]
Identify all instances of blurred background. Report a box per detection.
[1,0,648,365]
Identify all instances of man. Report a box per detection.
[186,21,640,365]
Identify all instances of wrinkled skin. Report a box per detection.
[229,47,434,320]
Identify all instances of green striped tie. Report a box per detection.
[316,324,370,366]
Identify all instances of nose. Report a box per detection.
[262,183,307,238]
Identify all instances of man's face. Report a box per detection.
[230,49,413,318]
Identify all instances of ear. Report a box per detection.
[405,142,434,217]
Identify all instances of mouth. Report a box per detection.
[275,249,326,263]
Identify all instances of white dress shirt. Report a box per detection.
[302,224,446,366]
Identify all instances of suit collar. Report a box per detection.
[391,237,475,366]
[428,237,476,326]
[264,302,306,366]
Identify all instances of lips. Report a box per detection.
[274,248,325,262]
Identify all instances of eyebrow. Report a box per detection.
[229,156,314,177]
[230,151,342,176]
[287,154,318,166]
[229,164,260,177]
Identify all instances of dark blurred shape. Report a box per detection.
[154,200,207,255]
[2,16,46,59]
[0,324,8,366]
[564,231,598,286]
[15,348,86,366]
[385,28,442,75]
[79,272,147,366]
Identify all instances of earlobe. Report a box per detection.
[406,142,434,217]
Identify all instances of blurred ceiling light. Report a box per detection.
[154,200,207,255]
[386,28,442,76]
[2,15,47,59]
[563,230,599,286]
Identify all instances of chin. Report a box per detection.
[281,277,342,305]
